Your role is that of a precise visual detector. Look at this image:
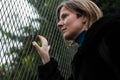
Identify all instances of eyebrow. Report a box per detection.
[60,12,69,19]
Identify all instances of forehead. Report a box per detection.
[59,6,75,15]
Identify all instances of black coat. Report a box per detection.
[38,13,120,80]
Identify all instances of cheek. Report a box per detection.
[70,20,83,33]
[68,21,84,37]
[63,16,84,39]
[64,15,75,26]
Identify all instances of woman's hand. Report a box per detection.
[32,35,50,64]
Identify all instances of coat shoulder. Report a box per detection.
[83,12,120,47]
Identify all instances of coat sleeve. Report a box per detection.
[38,57,64,80]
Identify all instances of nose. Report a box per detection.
[57,20,64,28]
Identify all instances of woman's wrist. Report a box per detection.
[42,55,50,64]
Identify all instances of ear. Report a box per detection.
[81,16,87,24]
[81,16,89,30]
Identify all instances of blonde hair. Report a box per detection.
[56,0,103,28]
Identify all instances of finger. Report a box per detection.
[37,35,48,47]
[32,41,41,51]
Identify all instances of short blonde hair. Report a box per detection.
[56,0,103,28]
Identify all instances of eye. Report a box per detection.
[61,14,68,20]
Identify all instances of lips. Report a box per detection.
[61,28,67,33]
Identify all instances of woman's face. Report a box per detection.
[57,6,87,40]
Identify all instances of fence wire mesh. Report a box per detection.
[0,0,77,80]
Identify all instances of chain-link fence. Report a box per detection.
[0,0,78,80]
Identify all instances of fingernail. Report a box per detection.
[32,41,36,46]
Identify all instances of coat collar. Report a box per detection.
[75,31,87,47]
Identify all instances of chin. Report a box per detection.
[63,35,74,40]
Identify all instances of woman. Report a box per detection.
[32,0,120,80]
